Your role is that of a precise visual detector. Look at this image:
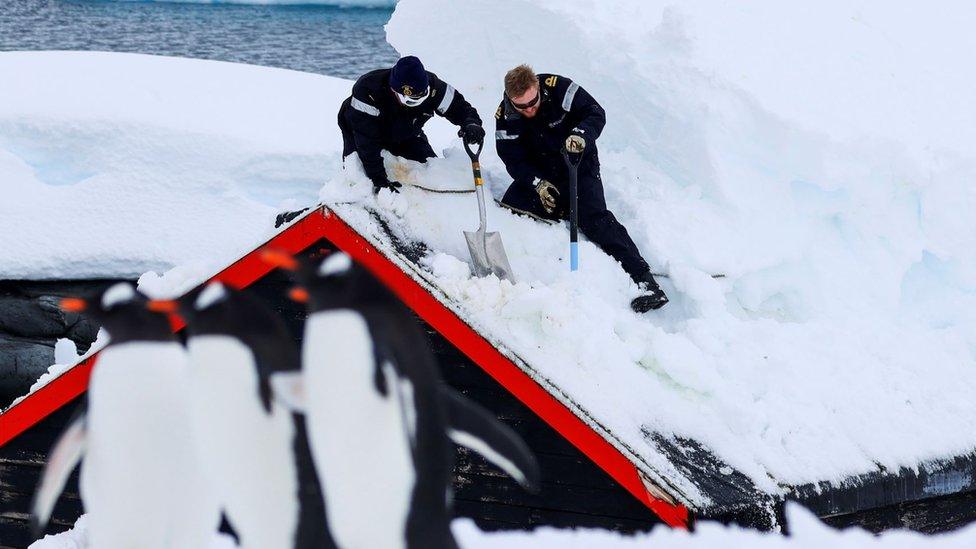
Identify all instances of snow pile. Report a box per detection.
[27,505,976,548]
[54,338,79,365]
[366,0,976,496]
[0,51,344,280]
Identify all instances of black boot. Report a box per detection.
[631,272,668,313]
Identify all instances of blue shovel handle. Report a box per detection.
[562,148,581,272]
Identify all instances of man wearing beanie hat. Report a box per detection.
[339,56,485,194]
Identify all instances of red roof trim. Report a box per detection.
[0,211,326,447]
[0,359,95,448]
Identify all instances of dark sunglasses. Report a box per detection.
[510,90,540,110]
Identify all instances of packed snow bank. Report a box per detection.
[373,0,976,496]
[0,51,345,279]
[27,505,976,548]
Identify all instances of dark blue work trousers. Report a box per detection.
[500,156,651,283]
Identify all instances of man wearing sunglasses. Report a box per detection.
[494,65,668,313]
[339,56,485,194]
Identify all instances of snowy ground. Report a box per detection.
[27,505,976,548]
[4,0,976,540]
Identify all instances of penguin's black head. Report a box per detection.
[177,282,236,337]
[178,282,286,342]
[297,252,394,313]
[61,282,175,345]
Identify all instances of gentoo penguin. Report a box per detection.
[178,282,337,549]
[266,250,540,549]
[32,283,219,548]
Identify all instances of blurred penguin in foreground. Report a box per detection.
[33,283,218,549]
[266,250,540,549]
[179,283,338,549]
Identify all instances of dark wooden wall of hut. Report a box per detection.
[1,401,84,549]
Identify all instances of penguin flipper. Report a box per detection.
[270,371,307,413]
[442,388,541,493]
[258,376,274,414]
[32,412,86,537]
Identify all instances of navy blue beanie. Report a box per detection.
[390,56,429,96]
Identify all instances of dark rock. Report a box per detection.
[0,334,55,406]
[0,295,67,338]
[65,312,100,355]
[0,279,126,406]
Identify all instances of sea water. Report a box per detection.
[0,0,397,79]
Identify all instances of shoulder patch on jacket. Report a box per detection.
[544,75,558,88]
[495,105,503,120]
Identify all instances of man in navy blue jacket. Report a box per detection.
[339,56,484,194]
[494,65,668,313]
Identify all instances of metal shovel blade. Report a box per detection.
[464,229,516,282]
[462,139,516,282]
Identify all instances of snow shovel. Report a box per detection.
[562,147,581,271]
[463,140,516,282]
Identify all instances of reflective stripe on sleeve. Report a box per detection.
[562,82,579,112]
[436,84,456,115]
[351,97,380,117]
[495,130,519,140]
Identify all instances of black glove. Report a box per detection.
[459,123,486,146]
[565,127,587,154]
[373,179,402,194]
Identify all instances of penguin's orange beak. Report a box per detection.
[146,300,185,331]
[59,298,88,312]
[289,286,310,304]
[260,248,299,271]
[147,300,179,314]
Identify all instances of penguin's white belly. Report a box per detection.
[187,336,298,549]
[304,311,415,549]
[83,341,218,549]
